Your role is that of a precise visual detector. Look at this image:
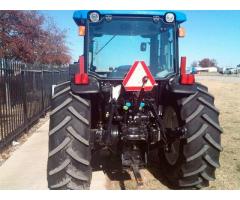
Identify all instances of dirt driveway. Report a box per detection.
[0,75,239,190]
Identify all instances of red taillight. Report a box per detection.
[180,56,187,75]
[181,74,195,85]
[74,55,89,85]
[180,56,195,85]
[74,73,89,84]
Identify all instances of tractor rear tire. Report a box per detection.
[47,81,92,190]
[159,83,223,189]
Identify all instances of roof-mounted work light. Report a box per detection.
[165,13,175,23]
[89,12,100,22]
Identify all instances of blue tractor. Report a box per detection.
[47,10,222,189]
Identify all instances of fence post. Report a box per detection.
[21,64,28,132]
[0,59,4,142]
[40,65,45,117]
[5,60,11,112]
[51,66,54,85]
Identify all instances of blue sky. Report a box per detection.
[41,10,240,68]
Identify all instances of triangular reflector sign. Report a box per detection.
[123,61,156,91]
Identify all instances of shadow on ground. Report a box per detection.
[91,149,173,189]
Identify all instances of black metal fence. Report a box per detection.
[0,59,69,150]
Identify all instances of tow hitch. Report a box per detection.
[131,163,143,186]
[121,145,146,187]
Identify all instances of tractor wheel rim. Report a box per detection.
[163,106,180,166]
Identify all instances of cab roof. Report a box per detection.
[73,10,187,25]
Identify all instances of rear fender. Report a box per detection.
[69,63,100,94]
[71,75,100,94]
[168,77,197,95]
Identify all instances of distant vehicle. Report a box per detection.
[236,66,240,73]
[218,67,224,74]
[225,67,237,74]
[219,67,238,74]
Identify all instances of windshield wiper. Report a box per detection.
[95,35,116,55]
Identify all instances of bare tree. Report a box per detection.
[199,58,217,68]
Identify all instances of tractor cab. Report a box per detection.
[73,10,186,82]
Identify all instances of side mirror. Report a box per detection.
[140,42,147,51]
